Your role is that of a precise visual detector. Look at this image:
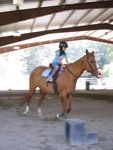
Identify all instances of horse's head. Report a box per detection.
[85,49,103,78]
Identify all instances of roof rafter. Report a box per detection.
[0,1,113,26]
[46,0,65,29]
[0,23,112,47]
[75,9,92,26]
[82,8,109,36]
[60,10,76,28]
[72,9,92,37]
[84,12,113,37]
[98,30,112,38]
[87,30,97,36]
[0,35,113,54]
[31,0,43,32]
[60,0,86,28]
[108,37,113,40]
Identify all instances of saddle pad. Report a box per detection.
[42,69,51,77]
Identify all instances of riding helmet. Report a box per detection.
[59,41,68,49]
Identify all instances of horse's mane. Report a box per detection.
[68,52,95,66]
[68,55,86,66]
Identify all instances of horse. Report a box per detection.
[24,49,102,118]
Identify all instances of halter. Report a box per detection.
[66,55,100,78]
[86,55,100,77]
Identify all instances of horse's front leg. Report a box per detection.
[57,91,68,119]
[67,94,72,113]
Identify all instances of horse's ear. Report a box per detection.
[92,51,94,55]
[86,49,89,55]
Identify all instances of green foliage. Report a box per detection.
[103,67,110,78]
[68,40,113,78]
[21,45,55,74]
[68,40,108,68]
[106,44,113,63]
[0,40,113,79]
[20,41,113,77]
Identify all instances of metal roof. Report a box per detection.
[0,0,113,53]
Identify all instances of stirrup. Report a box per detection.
[46,77,53,82]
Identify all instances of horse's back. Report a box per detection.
[30,66,47,80]
[32,66,47,73]
[29,66,55,94]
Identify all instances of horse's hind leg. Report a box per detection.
[24,86,36,115]
[37,91,46,117]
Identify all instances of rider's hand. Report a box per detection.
[63,64,66,68]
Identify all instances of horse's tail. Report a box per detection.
[19,69,37,106]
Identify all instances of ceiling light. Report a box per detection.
[13,32,21,37]
[13,46,20,50]
[13,0,23,5]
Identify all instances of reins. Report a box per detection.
[66,65,94,78]
[66,65,79,78]
[66,55,99,78]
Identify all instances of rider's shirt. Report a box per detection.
[52,50,67,64]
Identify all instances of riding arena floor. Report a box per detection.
[0,90,113,150]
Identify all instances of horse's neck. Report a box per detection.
[69,55,86,78]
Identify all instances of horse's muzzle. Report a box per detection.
[95,69,103,79]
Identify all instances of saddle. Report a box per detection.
[42,64,64,94]
[49,63,63,77]
[42,64,64,79]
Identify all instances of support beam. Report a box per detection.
[84,13,113,37]
[46,0,65,29]
[72,9,92,37]
[85,36,113,44]
[0,1,113,26]
[98,30,112,38]
[60,10,75,28]
[108,37,113,40]
[75,9,92,25]
[82,8,109,36]
[86,30,97,36]
[0,23,112,46]
[31,0,43,32]
[0,35,113,54]
[60,0,86,28]
[88,8,109,25]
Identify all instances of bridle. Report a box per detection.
[66,55,100,78]
[86,55,100,77]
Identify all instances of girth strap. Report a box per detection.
[53,81,59,95]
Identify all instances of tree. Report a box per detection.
[21,45,55,74]
[106,44,113,63]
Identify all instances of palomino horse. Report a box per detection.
[24,50,102,118]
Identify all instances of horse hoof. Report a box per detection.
[23,111,28,115]
[38,115,43,119]
[55,113,60,119]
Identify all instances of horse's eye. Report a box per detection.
[91,60,94,63]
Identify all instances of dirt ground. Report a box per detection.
[0,90,113,150]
